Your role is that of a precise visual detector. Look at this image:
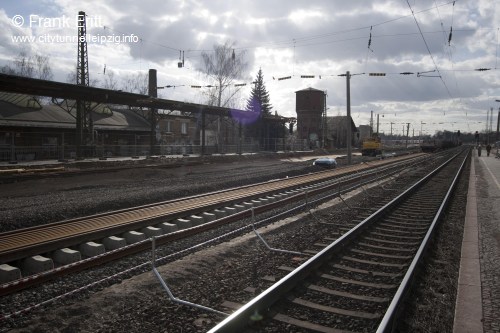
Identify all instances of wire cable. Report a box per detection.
[406,0,454,101]
[496,27,499,69]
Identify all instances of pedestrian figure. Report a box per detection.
[478,145,482,157]
[486,144,491,156]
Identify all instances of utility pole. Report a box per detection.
[496,100,500,141]
[486,108,489,144]
[390,122,394,137]
[201,108,206,155]
[405,123,410,148]
[346,71,352,165]
[322,90,327,149]
[370,111,374,136]
[420,121,426,142]
[489,107,494,144]
[76,11,90,160]
[497,108,500,141]
[376,114,379,134]
[148,69,157,155]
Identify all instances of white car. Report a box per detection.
[313,157,337,168]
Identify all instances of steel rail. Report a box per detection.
[0,154,423,264]
[0,151,429,320]
[376,148,470,332]
[0,154,426,297]
[207,148,467,333]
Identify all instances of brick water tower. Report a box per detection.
[295,87,326,146]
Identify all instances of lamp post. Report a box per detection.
[495,100,500,141]
[346,71,351,165]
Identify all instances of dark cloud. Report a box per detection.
[0,0,497,133]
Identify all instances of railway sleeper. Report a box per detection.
[319,273,397,289]
[272,313,363,333]
[0,194,286,284]
[342,256,407,269]
[287,296,381,320]
[388,212,434,220]
[350,249,411,260]
[370,232,422,240]
[357,242,416,253]
[382,216,429,224]
[307,284,390,303]
[363,236,420,246]
[377,222,428,230]
[329,263,402,278]
[0,264,21,284]
[374,226,427,235]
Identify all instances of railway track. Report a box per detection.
[208,147,469,333]
[0,153,427,296]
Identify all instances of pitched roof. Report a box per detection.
[326,116,358,132]
[295,87,325,93]
[0,92,41,109]
[0,95,151,131]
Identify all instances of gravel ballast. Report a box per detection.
[0,153,468,332]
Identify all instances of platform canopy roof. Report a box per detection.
[0,74,262,121]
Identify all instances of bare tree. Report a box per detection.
[1,50,53,80]
[66,70,100,87]
[199,41,249,151]
[0,65,16,75]
[13,50,34,78]
[101,70,119,90]
[32,54,53,80]
[121,72,148,95]
[200,40,248,107]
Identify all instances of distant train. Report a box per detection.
[420,139,459,152]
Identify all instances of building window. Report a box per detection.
[181,122,188,134]
[165,121,172,133]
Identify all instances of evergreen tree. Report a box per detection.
[245,69,274,148]
[246,68,272,116]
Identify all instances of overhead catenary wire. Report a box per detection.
[442,1,468,123]
[156,66,496,93]
[406,0,454,103]
[81,1,495,72]
[101,26,181,53]
[496,27,499,69]
[364,26,374,73]
[448,1,456,46]
[184,1,458,54]
[71,4,494,132]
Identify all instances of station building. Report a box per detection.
[0,92,291,161]
[0,92,198,161]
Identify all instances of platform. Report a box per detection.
[454,152,500,333]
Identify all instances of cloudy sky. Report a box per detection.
[0,0,499,136]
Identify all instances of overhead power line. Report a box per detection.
[157,67,496,91]
[186,1,458,53]
[406,0,453,100]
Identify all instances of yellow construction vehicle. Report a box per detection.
[361,135,382,156]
